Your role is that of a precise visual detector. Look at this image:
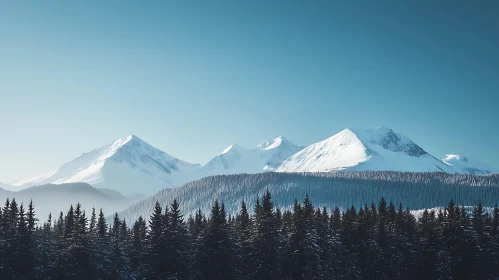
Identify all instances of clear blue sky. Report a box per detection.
[1,0,498,182]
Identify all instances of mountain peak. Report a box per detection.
[261,136,298,151]
[349,127,427,157]
[98,135,149,161]
[257,136,288,150]
[277,126,444,173]
[274,135,286,141]
[256,140,272,149]
[219,143,245,155]
[13,134,202,195]
[115,134,145,146]
[205,136,303,173]
[374,125,391,132]
[335,128,356,135]
[127,134,141,141]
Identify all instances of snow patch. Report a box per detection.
[442,154,498,174]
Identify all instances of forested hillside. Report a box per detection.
[1,191,499,279]
[119,172,499,224]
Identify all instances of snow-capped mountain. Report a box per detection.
[13,135,202,195]
[11,127,498,197]
[276,127,453,173]
[258,136,304,170]
[12,135,301,196]
[442,154,499,175]
[203,144,263,175]
[202,136,303,175]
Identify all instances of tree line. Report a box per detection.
[118,172,499,224]
[1,191,499,280]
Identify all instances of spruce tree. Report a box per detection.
[165,199,189,279]
[14,204,33,279]
[200,200,233,280]
[130,216,147,277]
[235,200,254,279]
[94,208,111,278]
[145,201,166,278]
[252,190,281,280]
[109,213,129,278]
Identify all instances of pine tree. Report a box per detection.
[283,199,303,280]
[339,204,361,279]
[252,190,281,280]
[356,204,375,279]
[109,213,130,278]
[130,216,146,277]
[38,212,56,279]
[418,209,439,279]
[145,201,166,278]
[89,207,97,235]
[301,195,322,279]
[27,200,37,234]
[200,200,233,280]
[235,200,254,279]
[165,199,189,279]
[1,198,20,278]
[491,204,499,277]
[189,208,206,280]
[13,203,33,279]
[442,200,475,280]
[0,199,11,277]
[471,201,491,279]
[94,208,111,278]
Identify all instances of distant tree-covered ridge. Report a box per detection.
[1,191,499,279]
[118,171,499,223]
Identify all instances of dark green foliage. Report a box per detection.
[198,200,233,280]
[2,193,499,280]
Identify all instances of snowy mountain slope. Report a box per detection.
[12,128,498,197]
[12,135,300,196]
[117,172,499,224]
[13,135,202,195]
[258,136,304,170]
[276,127,453,173]
[202,136,303,175]
[202,144,263,175]
[442,154,499,174]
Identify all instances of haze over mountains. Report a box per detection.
[0,182,137,221]
[7,127,498,197]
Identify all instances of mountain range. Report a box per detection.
[7,126,498,196]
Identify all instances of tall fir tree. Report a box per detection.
[165,199,189,279]
[200,200,233,280]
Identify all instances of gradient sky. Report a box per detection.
[1,0,498,183]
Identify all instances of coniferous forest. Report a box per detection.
[1,191,499,280]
